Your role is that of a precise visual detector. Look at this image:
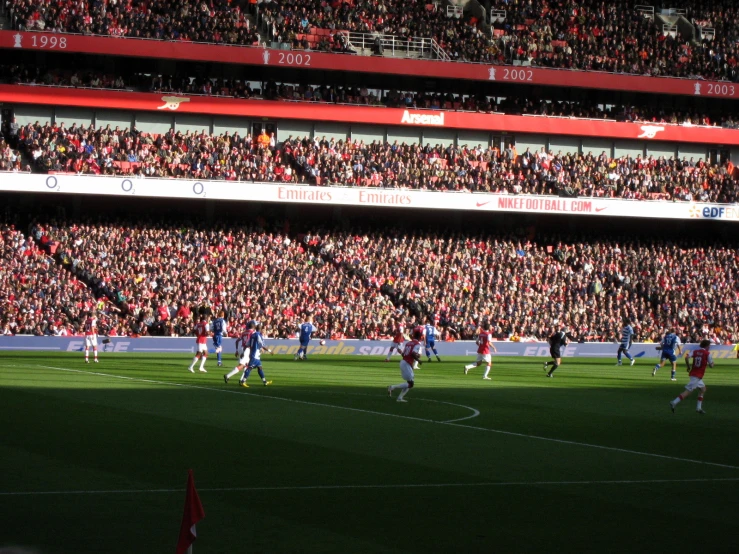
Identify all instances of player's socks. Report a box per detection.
[226,367,241,379]
[670,369,676,380]
[547,363,559,376]
[436,355,441,362]
[217,352,222,365]
[483,366,491,378]
[188,357,198,372]
[625,352,633,361]
[696,396,703,410]
[199,358,207,372]
[241,368,252,382]
[397,387,409,401]
[257,368,266,382]
[389,383,408,392]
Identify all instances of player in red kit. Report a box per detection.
[224,320,256,383]
[83,312,98,363]
[387,328,423,403]
[384,318,406,362]
[464,322,497,380]
[187,317,210,373]
[671,339,713,414]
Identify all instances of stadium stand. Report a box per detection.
[6,0,739,81]
[3,216,737,345]
[13,122,739,203]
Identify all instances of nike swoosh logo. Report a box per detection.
[476,201,491,207]
[595,207,607,212]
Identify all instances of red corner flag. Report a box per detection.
[176,470,205,554]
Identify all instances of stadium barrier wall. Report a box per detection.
[2,173,739,221]
[1,337,737,359]
[2,84,738,146]
[2,31,737,99]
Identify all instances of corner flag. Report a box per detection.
[176,470,205,554]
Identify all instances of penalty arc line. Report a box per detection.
[310,389,480,423]
[3,477,739,497]
[36,365,739,471]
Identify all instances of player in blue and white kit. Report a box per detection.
[295,316,317,361]
[239,323,273,388]
[424,319,442,362]
[212,310,227,367]
[616,320,636,366]
[652,328,682,380]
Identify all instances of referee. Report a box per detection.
[544,326,570,377]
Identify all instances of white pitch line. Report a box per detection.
[134,348,193,352]
[36,365,739,471]
[3,477,739,497]
[310,389,480,423]
[0,347,61,350]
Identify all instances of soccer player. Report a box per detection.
[652,328,682,380]
[384,319,406,362]
[295,316,317,361]
[424,319,441,362]
[212,310,227,367]
[83,311,99,363]
[239,323,274,387]
[544,326,570,377]
[387,328,422,402]
[187,317,210,373]
[464,322,497,379]
[224,321,255,383]
[616,319,636,366]
[670,339,713,414]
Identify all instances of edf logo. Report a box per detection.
[702,207,726,218]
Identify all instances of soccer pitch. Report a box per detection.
[2,353,738,554]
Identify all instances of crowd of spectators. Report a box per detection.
[6,0,739,81]
[8,0,261,45]
[3,214,737,346]
[12,121,739,203]
[0,218,124,337]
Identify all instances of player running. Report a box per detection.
[239,323,273,388]
[652,328,682,380]
[616,319,636,366]
[464,322,497,379]
[544,326,570,377]
[670,339,713,415]
[424,319,441,362]
[295,316,317,361]
[83,311,99,364]
[224,321,255,383]
[187,317,210,373]
[387,328,422,402]
[384,319,406,362]
[212,310,227,367]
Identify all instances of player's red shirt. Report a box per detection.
[402,340,422,365]
[84,317,97,336]
[476,331,492,355]
[237,329,254,352]
[413,325,425,339]
[689,348,712,379]
[393,325,405,343]
[194,321,209,344]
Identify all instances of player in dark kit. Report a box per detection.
[544,326,570,377]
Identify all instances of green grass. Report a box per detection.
[1,352,738,554]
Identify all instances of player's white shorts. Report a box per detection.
[238,348,251,366]
[684,376,706,392]
[391,341,403,351]
[400,360,415,382]
[196,342,208,354]
[84,335,97,348]
[476,353,492,364]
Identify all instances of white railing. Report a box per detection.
[345,31,450,61]
[662,24,678,38]
[635,5,655,19]
[446,5,463,19]
[661,8,687,17]
[489,10,506,24]
[696,25,715,41]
